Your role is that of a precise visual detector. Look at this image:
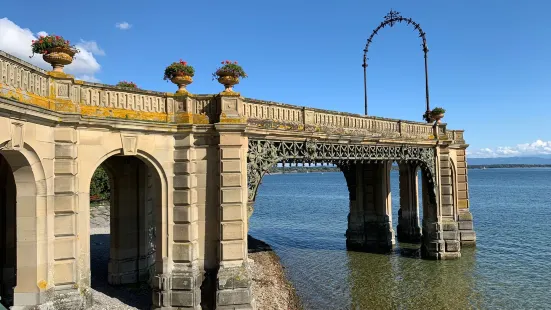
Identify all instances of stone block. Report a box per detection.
[441,194,453,205]
[54,194,77,213]
[172,274,197,290]
[174,149,192,162]
[458,221,473,230]
[445,240,460,252]
[54,214,75,236]
[457,168,466,175]
[440,160,450,168]
[441,176,452,185]
[54,160,78,175]
[458,183,467,191]
[174,175,192,189]
[458,212,473,221]
[222,173,242,187]
[221,189,242,204]
[54,176,76,193]
[221,241,245,261]
[442,230,458,240]
[457,161,466,168]
[222,222,244,241]
[221,148,241,159]
[222,205,243,221]
[171,291,196,307]
[54,260,76,285]
[460,231,476,242]
[217,288,251,306]
[441,222,458,231]
[174,206,198,223]
[440,186,452,195]
[54,128,77,143]
[441,205,453,216]
[219,134,244,147]
[54,237,76,260]
[221,160,241,173]
[173,243,195,262]
[173,189,193,206]
[458,199,469,209]
[55,144,77,159]
[174,162,194,174]
[173,224,198,242]
[457,175,467,183]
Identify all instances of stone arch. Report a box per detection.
[74,140,170,305]
[0,143,50,308]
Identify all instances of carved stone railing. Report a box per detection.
[243,98,465,143]
[0,50,465,143]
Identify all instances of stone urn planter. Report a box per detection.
[43,47,76,72]
[171,74,193,94]
[429,108,446,124]
[30,35,79,73]
[213,61,247,93]
[217,74,240,93]
[164,60,195,95]
[431,113,444,124]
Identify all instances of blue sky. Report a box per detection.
[1,0,551,157]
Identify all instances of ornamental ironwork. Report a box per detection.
[247,138,437,202]
[362,9,431,122]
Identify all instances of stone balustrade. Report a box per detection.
[0,50,465,143]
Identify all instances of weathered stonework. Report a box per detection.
[0,50,475,309]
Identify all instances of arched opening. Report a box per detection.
[0,154,16,308]
[89,155,162,309]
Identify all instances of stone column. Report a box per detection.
[397,163,421,243]
[52,127,88,307]
[347,162,394,252]
[214,95,253,310]
[454,147,476,245]
[421,144,461,260]
[152,123,202,310]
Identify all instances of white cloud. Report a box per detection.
[77,40,105,56]
[0,17,103,82]
[115,22,131,30]
[468,140,551,158]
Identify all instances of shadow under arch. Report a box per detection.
[0,142,49,308]
[86,148,168,309]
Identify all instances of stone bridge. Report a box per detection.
[0,50,475,309]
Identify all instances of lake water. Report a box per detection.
[249,168,551,310]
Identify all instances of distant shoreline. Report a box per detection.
[266,164,551,175]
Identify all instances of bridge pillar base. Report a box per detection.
[216,265,254,310]
[151,269,203,310]
[421,220,462,260]
[458,210,476,246]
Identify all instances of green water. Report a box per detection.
[249,168,551,309]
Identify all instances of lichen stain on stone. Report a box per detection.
[38,280,48,290]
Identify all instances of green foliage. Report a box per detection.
[30,34,79,55]
[116,81,138,88]
[431,107,446,115]
[90,166,110,201]
[164,60,195,80]
[213,61,247,79]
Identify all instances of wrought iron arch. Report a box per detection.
[247,139,438,203]
[363,9,431,122]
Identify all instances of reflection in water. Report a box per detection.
[250,169,551,309]
[346,247,482,309]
